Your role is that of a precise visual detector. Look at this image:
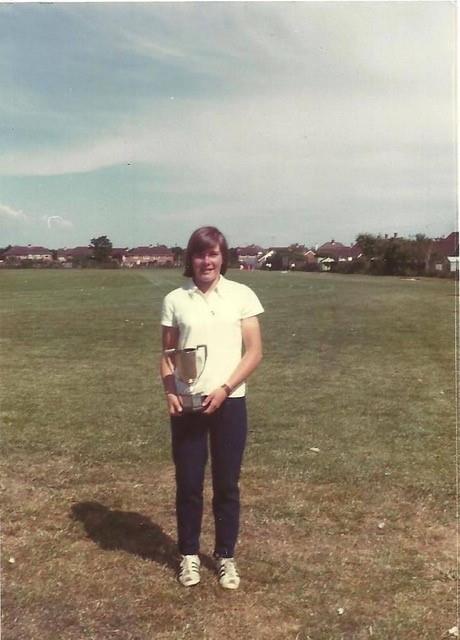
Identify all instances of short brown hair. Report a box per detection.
[183,226,228,277]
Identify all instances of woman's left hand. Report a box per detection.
[201,387,228,415]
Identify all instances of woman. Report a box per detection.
[160,226,263,589]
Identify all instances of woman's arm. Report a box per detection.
[160,325,183,416]
[202,316,263,415]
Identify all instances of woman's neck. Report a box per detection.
[194,275,220,295]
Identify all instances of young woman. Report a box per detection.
[160,226,263,589]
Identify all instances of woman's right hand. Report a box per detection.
[166,392,183,416]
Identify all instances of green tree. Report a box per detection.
[90,235,112,263]
[355,233,384,273]
[228,248,239,268]
[413,234,433,273]
[170,246,184,267]
[355,233,380,260]
[0,244,11,260]
[382,238,407,275]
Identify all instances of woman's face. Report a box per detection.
[191,244,223,289]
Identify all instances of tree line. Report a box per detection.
[1,232,456,277]
[340,233,449,277]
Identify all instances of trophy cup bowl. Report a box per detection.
[164,344,207,413]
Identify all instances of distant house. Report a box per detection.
[316,240,355,261]
[430,232,459,273]
[349,244,363,260]
[57,246,129,265]
[237,245,264,269]
[258,247,289,270]
[123,245,174,267]
[111,247,129,263]
[56,246,94,263]
[258,245,316,270]
[316,240,357,271]
[3,245,53,263]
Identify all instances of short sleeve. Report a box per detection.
[160,294,177,327]
[240,286,264,319]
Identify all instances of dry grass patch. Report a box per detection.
[1,457,455,640]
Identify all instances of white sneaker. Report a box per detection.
[178,554,200,587]
[215,557,240,590]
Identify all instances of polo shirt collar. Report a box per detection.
[185,275,227,297]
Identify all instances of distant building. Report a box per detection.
[258,247,289,270]
[57,246,129,265]
[258,246,316,270]
[3,245,53,263]
[123,245,174,267]
[316,240,355,261]
[56,247,93,263]
[111,248,129,263]
[430,232,459,272]
[316,240,358,271]
[304,249,317,265]
[237,245,264,269]
[349,244,363,260]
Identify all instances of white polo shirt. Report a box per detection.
[161,276,264,398]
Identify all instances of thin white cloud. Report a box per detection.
[0,136,132,176]
[45,215,74,230]
[0,86,452,176]
[109,2,454,96]
[0,203,29,221]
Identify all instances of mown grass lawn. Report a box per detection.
[1,268,456,639]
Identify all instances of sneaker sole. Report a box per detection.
[178,578,200,587]
[219,581,239,590]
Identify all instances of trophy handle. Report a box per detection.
[193,345,207,385]
[196,344,207,359]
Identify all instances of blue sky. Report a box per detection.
[0,2,456,249]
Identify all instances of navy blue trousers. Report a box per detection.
[170,398,247,558]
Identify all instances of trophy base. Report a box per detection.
[180,393,205,413]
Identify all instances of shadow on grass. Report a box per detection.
[70,501,215,572]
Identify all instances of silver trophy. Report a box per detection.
[164,345,208,413]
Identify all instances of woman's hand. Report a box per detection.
[165,392,183,416]
[201,387,228,415]
[161,327,183,416]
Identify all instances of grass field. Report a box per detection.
[1,268,457,640]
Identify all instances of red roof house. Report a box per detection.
[316,240,355,261]
[56,246,94,262]
[123,245,174,267]
[4,245,53,262]
[430,232,459,272]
